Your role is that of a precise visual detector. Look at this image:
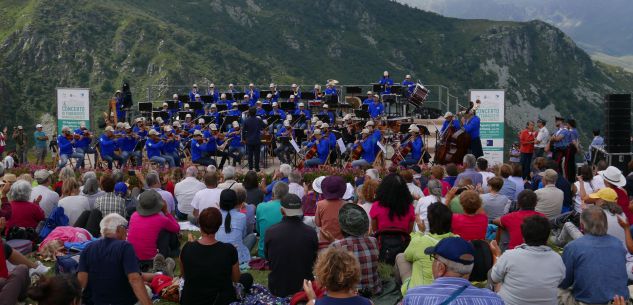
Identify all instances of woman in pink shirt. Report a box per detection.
[370,173,415,233]
[127,190,180,264]
[451,190,488,241]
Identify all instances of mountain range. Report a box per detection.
[0,0,632,146]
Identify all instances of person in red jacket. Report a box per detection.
[5,180,45,235]
[519,121,536,179]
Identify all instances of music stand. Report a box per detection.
[138,102,153,112]
[234,92,245,99]
[302,91,315,100]
[354,110,370,119]
[199,116,214,124]
[166,100,179,110]
[390,85,403,95]
[345,86,362,95]
[361,104,369,112]
[317,114,330,123]
[279,90,292,99]
[323,94,338,105]
[225,93,235,101]
[382,94,396,104]
[267,115,281,126]
[262,104,273,112]
[178,95,190,103]
[153,111,169,122]
[216,104,228,112]
[280,102,296,111]
[189,102,204,111]
[278,136,291,144]
[260,90,272,98]
[399,123,412,133]
[294,129,306,144]
[200,95,214,104]
[224,115,240,126]
[178,111,192,120]
[372,83,383,93]
[237,104,250,112]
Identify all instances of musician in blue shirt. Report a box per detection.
[462,110,483,158]
[190,130,215,166]
[399,125,425,167]
[324,83,337,96]
[57,127,85,170]
[219,121,244,168]
[378,71,394,94]
[366,121,382,154]
[118,124,142,167]
[268,102,286,133]
[304,129,330,167]
[206,104,220,124]
[362,91,375,105]
[294,103,311,129]
[246,83,260,104]
[73,124,95,168]
[206,84,220,103]
[115,90,126,123]
[133,119,148,139]
[226,83,238,94]
[313,84,323,101]
[145,129,172,168]
[255,101,267,117]
[262,93,273,105]
[402,74,415,96]
[565,119,580,180]
[317,104,335,124]
[351,129,376,168]
[99,126,124,170]
[291,84,302,100]
[269,83,280,102]
[161,127,180,167]
[368,99,384,118]
[219,93,233,108]
[440,112,461,133]
[274,120,295,164]
[188,84,200,102]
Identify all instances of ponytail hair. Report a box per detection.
[219,189,238,234]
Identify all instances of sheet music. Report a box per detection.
[290,139,301,153]
[337,138,347,153]
[377,141,387,154]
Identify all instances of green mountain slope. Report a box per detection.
[0,0,632,143]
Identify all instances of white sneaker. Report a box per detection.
[29,261,50,277]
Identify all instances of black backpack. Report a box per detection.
[375,227,411,265]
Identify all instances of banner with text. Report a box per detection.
[469,89,505,165]
[57,88,90,134]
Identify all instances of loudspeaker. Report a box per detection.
[604,94,631,154]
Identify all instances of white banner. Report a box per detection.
[469,90,505,165]
[57,88,90,134]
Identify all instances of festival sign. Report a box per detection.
[469,89,505,165]
[57,88,90,134]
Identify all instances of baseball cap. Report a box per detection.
[424,237,475,265]
[36,124,43,128]
[589,187,618,202]
[193,130,203,136]
[105,126,114,132]
[365,121,374,127]
[114,182,128,196]
[280,193,303,217]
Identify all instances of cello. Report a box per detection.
[434,101,480,165]
[297,145,318,170]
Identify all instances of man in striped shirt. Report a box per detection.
[403,237,504,305]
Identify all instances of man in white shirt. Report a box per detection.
[287,170,304,199]
[30,169,59,217]
[191,172,223,218]
[534,119,549,158]
[174,166,205,220]
[217,166,243,190]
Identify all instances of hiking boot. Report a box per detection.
[153,254,166,273]
[164,257,176,277]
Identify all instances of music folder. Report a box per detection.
[200,95,214,104]
[372,83,382,93]
[138,102,153,112]
[153,111,169,121]
[390,85,403,95]
[189,102,204,110]
[279,90,292,99]
[345,86,362,95]
[354,110,370,119]
[317,114,330,123]
[302,91,316,100]
[280,102,296,111]
[224,115,240,126]
[166,100,179,110]
[237,104,250,112]
[267,115,281,125]
[262,104,273,112]
[178,94,190,103]
[178,111,192,120]
[216,104,228,112]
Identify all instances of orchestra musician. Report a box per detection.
[317,104,334,124]
[228,102,241,117]
[402,74,415,97]
[313,84,322,101]
[188,84,199,102]
[269,83,280,102]
[241,94,252,107]
[219,121,244,168]
[207,104,220,123]
[324,82,337,96]
[351,128,376,168]
[274,120,295,165]
[133,118,148,138]
[183,113,193,129]
[152,117,165,132]
[226,83,238,95]
[118,123,142,167]
[291,83,301,100]
[440,112,460,133]
[73,122,95,168]
[378,71,394,94]
[219,93,233,108]
[191,130,216,166]
[193,94,204,116]
[99,126,124,170]
[208,124,229,163]
[161,126,180,167]
[255,101,267,117]
[362,91,375,105]
[206,83,220,103]
[368,96,384,118]
[161,102,174,121]
[115,90,126,123]
[399,125,424,167]
[247,83,260,104]
[321,123,337,163]
[341,115,357,155]
[145,129,173,168]
[263,93,273,105]
[304,129,329,168]
[294,103,311,129]
[462,106,483,158]
[172,94,183,110]
[57,126,85,170]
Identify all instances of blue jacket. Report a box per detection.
[464,116,480,138]
[378,77,394,93]
[205,90,220,102]
[269,109,286,119]
[324,87,337,95]
[162,136,178,154]
[402,80,415,93]
[145,138,164,158]
[99,134,117,157]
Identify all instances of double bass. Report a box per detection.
[434,100,480,165]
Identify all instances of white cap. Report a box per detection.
[311,117,318,123]
[116,122,124,128]
[80,122,86,128]
[211,104,217,108]
[374,94,379,98]
[249,83,254,87]
[232,102,238,107]
[406,74,411,78]
[321,123,329,128]
[209,83,215,88]
[210,124,218,131]
[367,91,373,95]
[198,118,205,124]
[195,94,201,98]
[184,103,190,108]
[155,117,164,124]
[172,94,178,99]
[323,104,329,109]
[164,125,173,132]
[105,126,114,132]
[313,129,322,135]
[266,93,272,99]
[193,130,203,136]
[173,121,181,127]
[229,83,234,87]
[289,95,295,99]
[116,90,121,93]
[298,103,304,107]
[283,120,290,127]
[444,111,454,118]
[365,121,374,127]
[162,102,168,106]
[232,121,239,128]
[286,114,293,121]
[314,84,320,89]
[362,128,369,134]
[36,124,42,128]
[124,123,132,129]
[315,121,322,127]
[256,100,262,104]
[272,102,278,107]
[409,125,420,133]
[134,118,142,123]
[148,129,159,136]
[185,114,192,118]
[192,84,198,87]
[291,83,297,88]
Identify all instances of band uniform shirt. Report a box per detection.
[464,116,481,139]
[441,120,460,133]
[57,135,74,155]
[368,102,384,118]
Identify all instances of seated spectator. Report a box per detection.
[27,274,82,305]
[216,189,255,265]
[480,177,510,221]
[477,157,496,192]
[174,166,205,221]
[80,177,104,209]
[31,169,59,217]
[144,171,175,214]
[535,169,564,219]
[256,181,289,258]
[508,163,525,201]
[493,189,544,250]
[180,207,253,305]
[402,237,503,304]
[262,164,291,201]
[302,176,323,228]
[234,185,255,234]
[5,180,45,235]
[490,215,565,305]
[401,170,423,200]
[58,178,90,226]
[571,165,594,213]
[451,190,487,241]
[265,194,318,297]
[423,165,450,196]
[444,178,474,214]
[317,176,350,242]
[78,213,152,305]
[558,205,629,304]
[456,154,483,187]
[243,170,264,207]
[331,203,381,297]
[191,172,222,219]
[1,237,50,305]
[302,247,373,305]
[0,174,13,218]
[359,179,379,218]
[397,203,455,294]
[217,165,243,190]
[288,170,305,199]
[498,164,517,201]
[95,175,127,218]
[127,190,180,267]
[370,173,415,233]
[443,163,459,187]
[54,167,75,195]
[416,179,444,233]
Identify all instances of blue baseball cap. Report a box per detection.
[424,237,475,265]
[114,182,128,196]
